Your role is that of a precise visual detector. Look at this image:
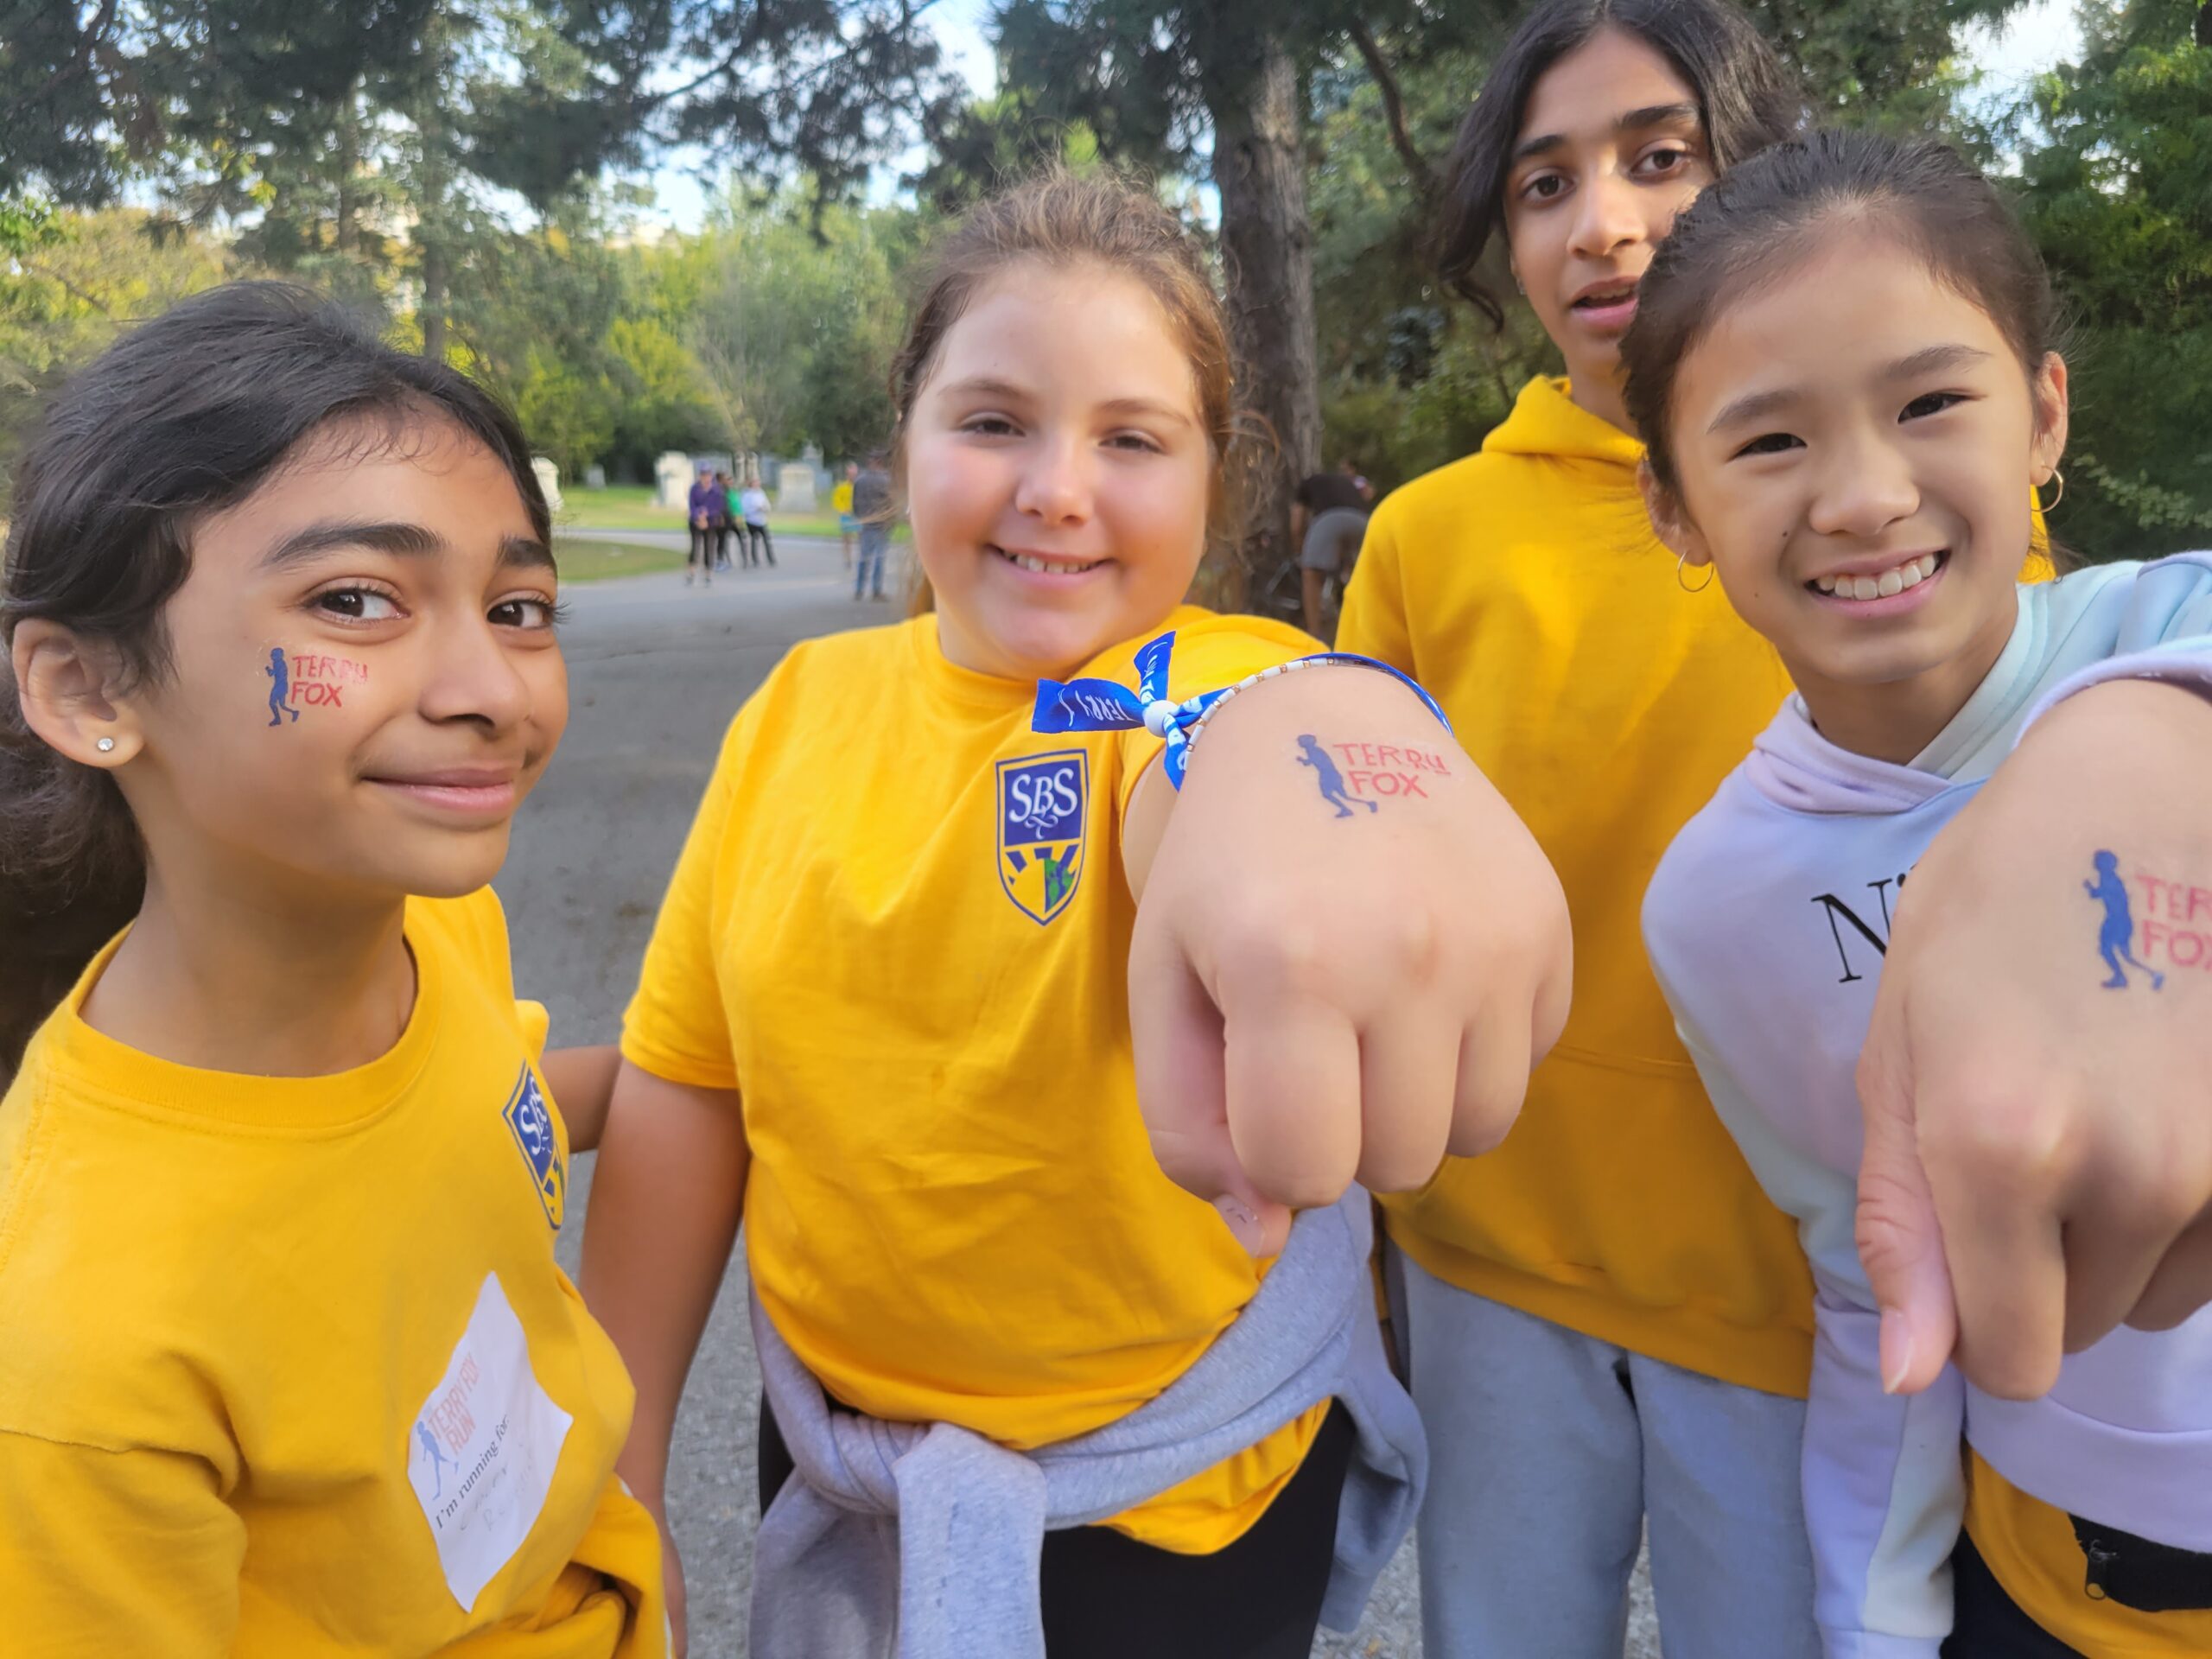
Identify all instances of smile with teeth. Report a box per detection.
[1812,552,1942,601]
[997,546,1103,575]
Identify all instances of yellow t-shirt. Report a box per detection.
[1966,1452,2212,1657]
[833,480,855,516]
[620,607,1329,1553]
[0,890,664,1659]
[1338,375,2055,1400]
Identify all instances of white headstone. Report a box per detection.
[530,457,563,518]
[777,461,817,513]
[656,452,694,510]
[583,463,607,491]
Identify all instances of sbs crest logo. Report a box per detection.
[997,750,1088,925]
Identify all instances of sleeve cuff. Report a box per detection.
[1820,1628,1945,1659]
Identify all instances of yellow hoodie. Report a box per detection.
[1339,376,1816,1395]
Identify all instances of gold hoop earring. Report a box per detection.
[2037,468,2065,513]
[1676,550,1715,594]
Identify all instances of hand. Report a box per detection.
[1858,680,2212,1400]
[1126,670,1571,1254]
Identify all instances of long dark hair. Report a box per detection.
[1623,130,2063,499]
[1437,0,1804,326]
[0,281,546,1076]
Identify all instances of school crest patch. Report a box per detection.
[997,750,1088,925]
[502,1065,565,1229]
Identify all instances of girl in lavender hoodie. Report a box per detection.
[1633,132,2212,1658]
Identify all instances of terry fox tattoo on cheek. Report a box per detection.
[264,647,368,728]
[2088,849,2212,989]
[1295,734,1452,818]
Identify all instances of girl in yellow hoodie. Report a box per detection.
[1338,3,1819,1651]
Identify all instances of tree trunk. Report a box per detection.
[1205,35,1319,619]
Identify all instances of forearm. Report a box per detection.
[579,1059,749,1509]
[542,1044,620,1153]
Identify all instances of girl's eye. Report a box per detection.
[311,587,402,622]
[1520,173,1567,203]
[490,595,563,631]
[1733,432,1804,460]
[1107,432,1164,454]
[962,415,1020,437]
[1637,145,1694,177]
[1901,391,1967,422]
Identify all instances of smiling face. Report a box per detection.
[112,415,568,906]
[1653,230,2067,760]
[901,258,1215,683]
[1502,27,1714,430]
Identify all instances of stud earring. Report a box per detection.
[96,736,117,753]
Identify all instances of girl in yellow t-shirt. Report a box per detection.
[0,282,664,1656]
[581,168,1572,1658]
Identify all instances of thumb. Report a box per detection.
[1128,907,1293,1257]
[1855,1028,1956,1395]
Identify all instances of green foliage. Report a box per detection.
[0,208,238,508]
[2004,0,2212,558]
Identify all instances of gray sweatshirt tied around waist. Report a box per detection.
[746,1189,1426,1659]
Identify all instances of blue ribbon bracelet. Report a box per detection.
[1032,629,1452,790]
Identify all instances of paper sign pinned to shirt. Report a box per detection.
[407,1272,573,1611]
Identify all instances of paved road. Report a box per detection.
[504,531,1659,1657]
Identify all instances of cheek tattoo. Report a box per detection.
[1295,735,1451,818]
[2088,849,2212,989]
[264,647,368,727]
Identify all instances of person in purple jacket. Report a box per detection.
[685,467,720,588]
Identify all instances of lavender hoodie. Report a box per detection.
[1643,554,2212,1657]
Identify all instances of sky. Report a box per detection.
[637,0,2086,233]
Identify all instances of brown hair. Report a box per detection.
[885,167,1239,611]
[1624,130,2063,499]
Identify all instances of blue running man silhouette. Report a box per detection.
[1295,734,1376,819]
[265,647,301,727]
[416,1419,454,1499]
[2085,849,2163,990]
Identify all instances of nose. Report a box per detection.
[1808,427,1920,541]
[1567,168,1645,263]
[416,611,543,734]
[1012,433,1095,526]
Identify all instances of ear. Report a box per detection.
[2029,351,2070,486]
[11,621,145,768]
[1637,458,1713,569]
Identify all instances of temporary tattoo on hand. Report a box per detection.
[2090,851,2212,988]
[1295,735,1450,817]
[265,647,366,727]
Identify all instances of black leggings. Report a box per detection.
[690,524,716,569]
[757,1392,1355,1659]
[746,523,775,566]
[1943,1534,2086,1657]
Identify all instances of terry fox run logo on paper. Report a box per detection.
[406,1274,574,1611]
[998,749,1088,925]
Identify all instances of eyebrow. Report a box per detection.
[937,376,1194,428]
[1704,343,1996,435]
[260,519,556,575]
[1510,102,1700,166]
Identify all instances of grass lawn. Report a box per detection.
[553,537,689,582]
[557,484,904,543]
